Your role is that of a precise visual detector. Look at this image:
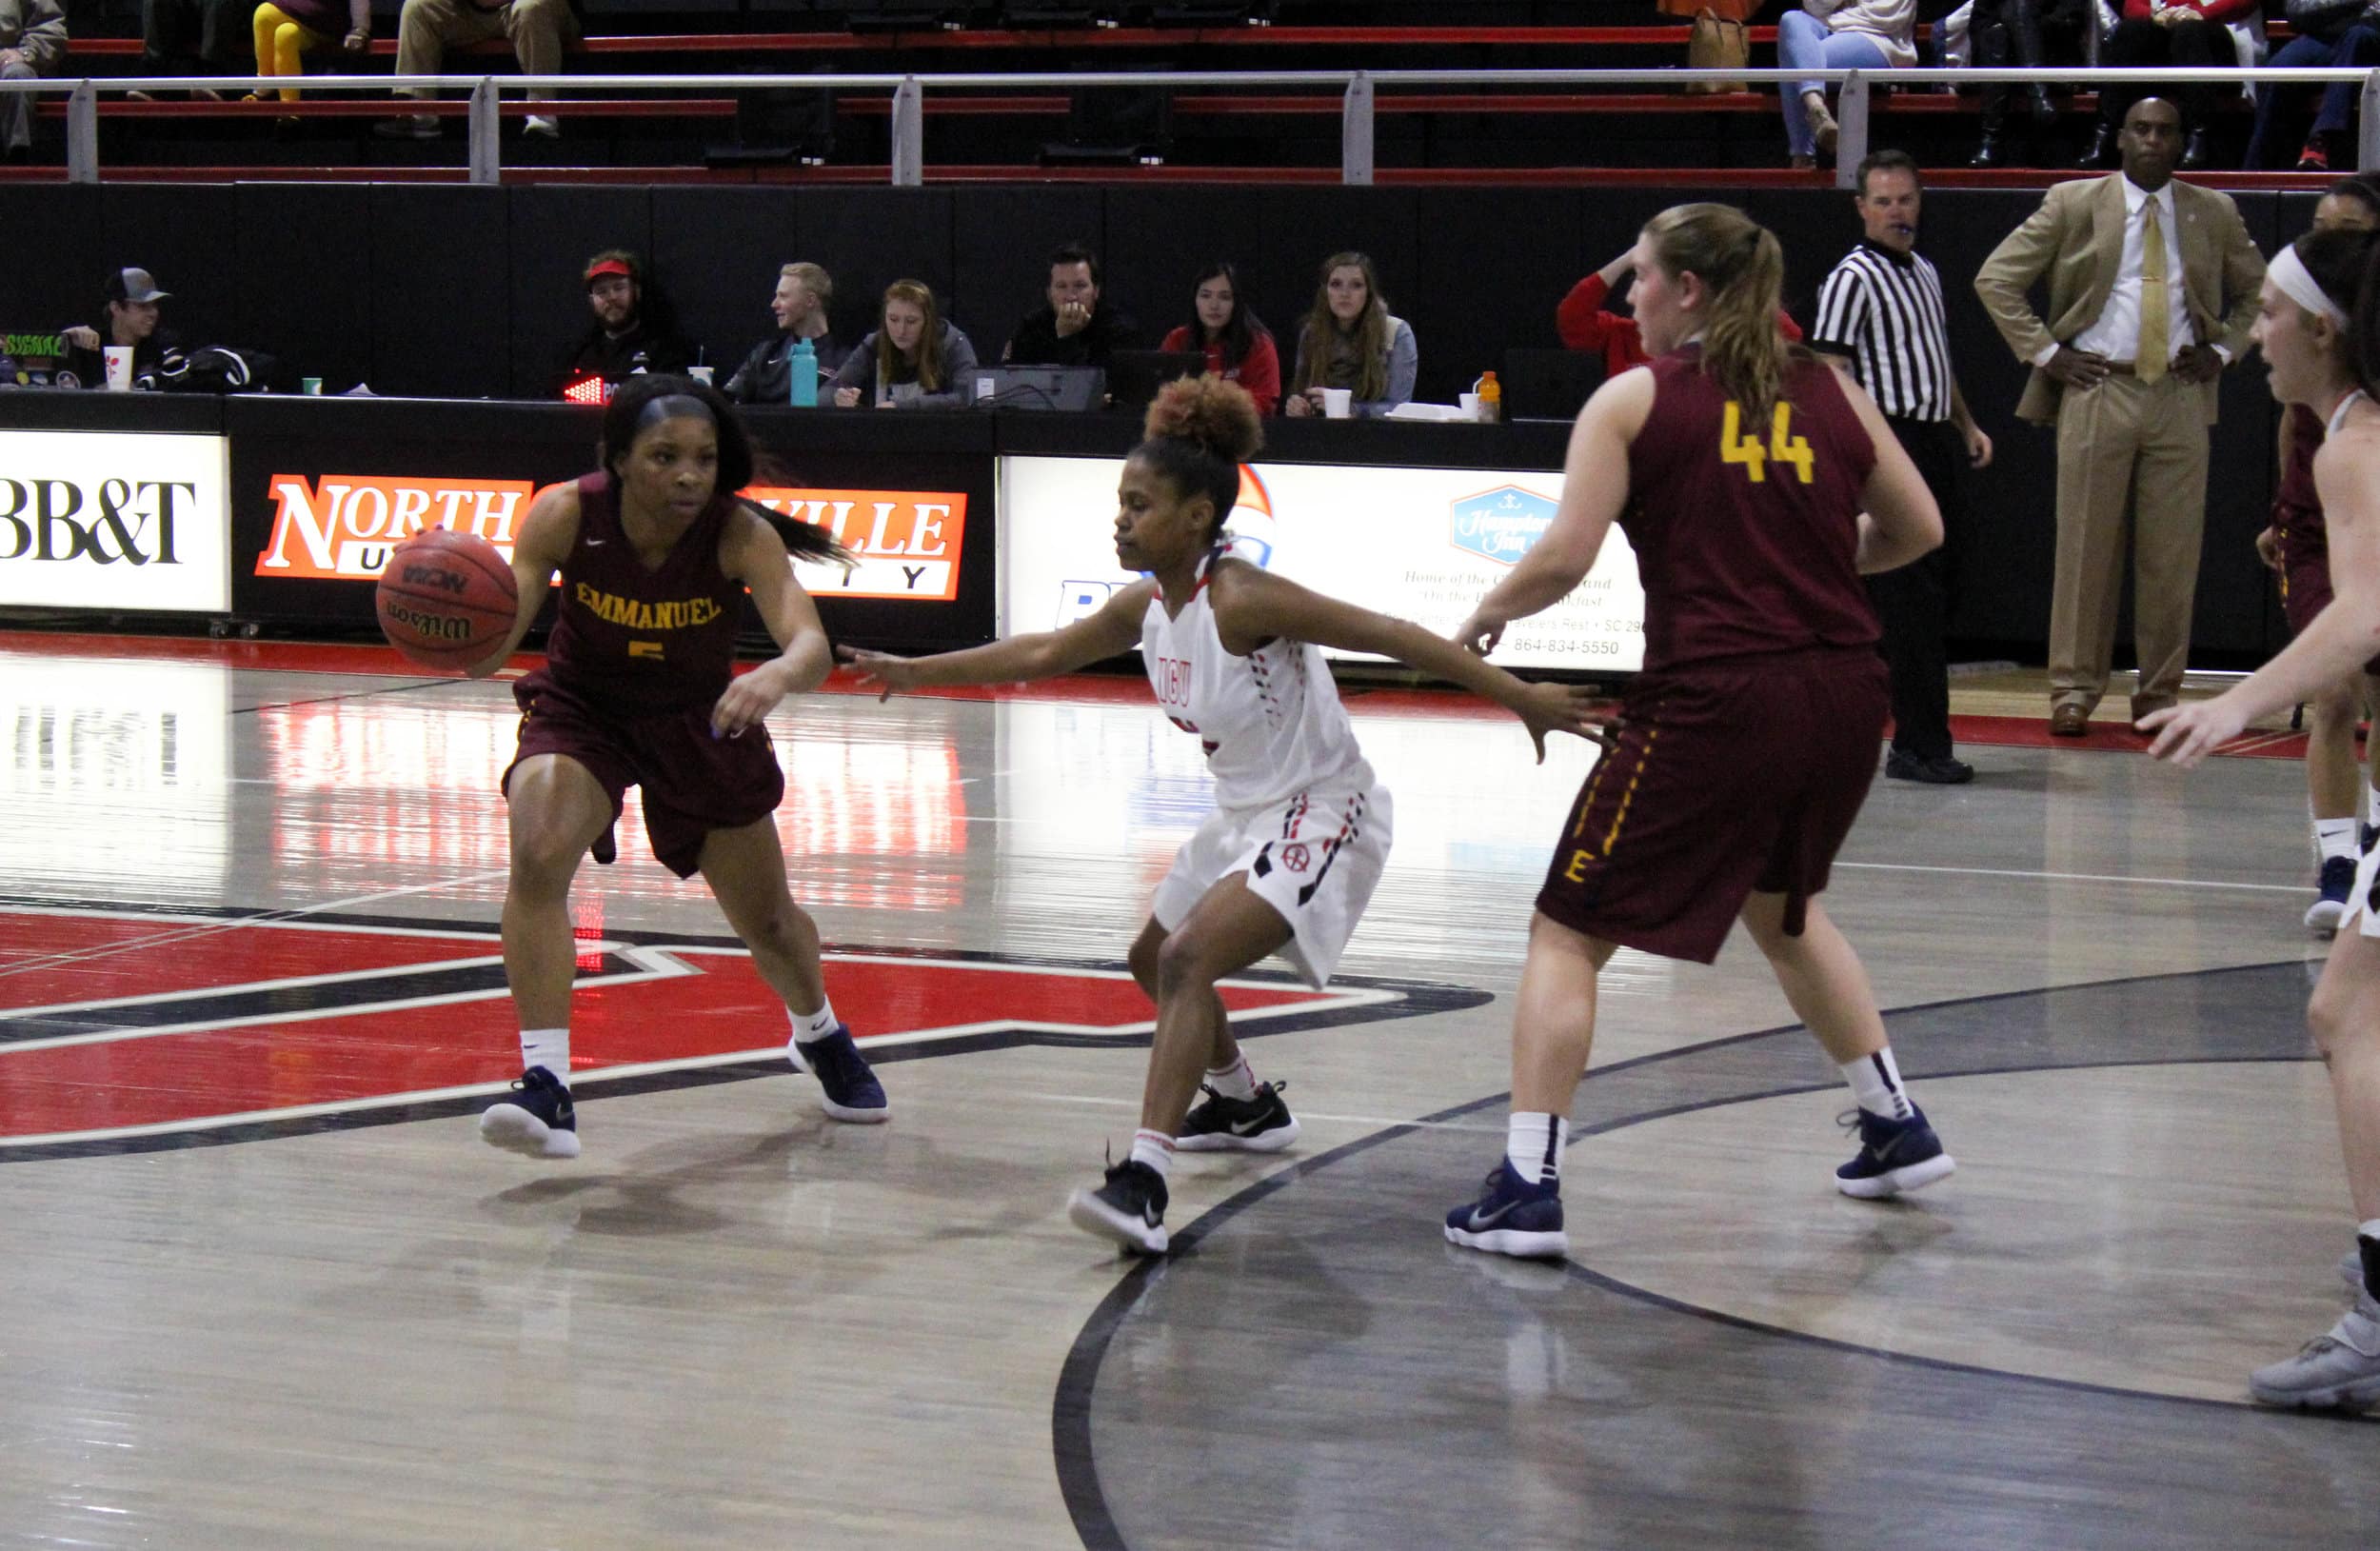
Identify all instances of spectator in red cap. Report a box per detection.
[556,249,697,397]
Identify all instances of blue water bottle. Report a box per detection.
[788,338,818,407]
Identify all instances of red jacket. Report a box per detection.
[1159,326,1281,416]
[1557,272,1805,377]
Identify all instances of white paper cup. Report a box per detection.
[103,347,133,391]
[687,365,714,386]
[1459,392,1481,420]
[1319,387,1352,419]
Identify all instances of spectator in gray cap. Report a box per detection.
[62,268,188,389]
[0,0,67,163]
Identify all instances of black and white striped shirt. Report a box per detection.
[1811,239,1954,424]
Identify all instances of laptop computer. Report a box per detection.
[1499,348,1606,423]
[970,366,1106,411]
[1105,348,1206,408]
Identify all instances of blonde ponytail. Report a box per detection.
[1641,203,1793,424]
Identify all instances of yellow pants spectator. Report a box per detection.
[250,3,331,104]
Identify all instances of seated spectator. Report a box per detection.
[2247,0,2380,169]
[61,268,188,389]
[1004,242,1141,368]
[1557,249,1803,374]
[1967,0,2091,167]
[556,250,696,394]
[2084,0,2258,169]
[138,0,250,96]
[1282,251,1417,419]
[247,0,369,107]
[725,262,852,404]
[1158,261,1281,416]
[1778,0,1916,169]
[375,0,576,142]
[831,280,977,410]
[0,0,65,165]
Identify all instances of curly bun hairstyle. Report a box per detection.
[1136,374,1263,546]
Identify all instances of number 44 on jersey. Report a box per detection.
[1719,401,1815,485]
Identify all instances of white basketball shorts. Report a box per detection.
[1150,782,1395,989]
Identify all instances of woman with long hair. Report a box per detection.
[1160,262,1281,416]
[1438,203,1949,1260]
[465,374,888,1159]
[830,280,979,410]
[2145,225,2380,1410]
[1282,251,1418,418]
[843,375,1597,1254]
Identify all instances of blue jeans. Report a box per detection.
[1776,10,1892,157]
[2246,25,2380,167]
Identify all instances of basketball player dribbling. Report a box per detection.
[1439,203,1954,1260]
[2145,226,2380,1410]
[844,376,1602,1253]
[466,374,888,1160]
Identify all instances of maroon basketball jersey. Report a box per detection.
[1622,348,1880,671]
[2276,403,2325,533]
[541,471,747,715]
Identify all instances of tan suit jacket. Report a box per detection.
[1972,173,2265,426]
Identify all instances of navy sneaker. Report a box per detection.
[1067,1159,1169,1255]
[1835,1104,1955,1198]
[1443,1163,1569,1260]
[2363,821,2379,855]
[479,1064,580,1160]
[790,1024,888,1123]
[1176,1080,1301,1153]
[2307,854,2357,936]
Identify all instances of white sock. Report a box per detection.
[1130,1129,1175,1180]
[521,1026,569,1078]
[1505,1112,1568,1185]
[2367,784,2380,835]
[1204,1053,1259,1102]
[787,998,840,1047]
[2317,817,2360,864]
[1841,1048,1915,1121]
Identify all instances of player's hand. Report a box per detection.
[63,325,99,350]
[2043,347,2112,389]
[2139,696,2246,768]
[836,644,921,702]
[1454,607,1507,657]
[2254,525,2285,572]
[711,662,792,736]
[1517,682,1619,764]
[1963,422,1993,468]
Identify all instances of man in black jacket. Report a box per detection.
[61,267,187,389]
[556,249,697,395]
[1003,242,1140,369]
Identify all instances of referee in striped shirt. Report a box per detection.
[1812,149,1994,785]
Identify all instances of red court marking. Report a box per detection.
[0,911,499,1008]
[0,912,1328,1140]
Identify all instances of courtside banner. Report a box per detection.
[0,429,232,613]
[998,455,1645,673]
[253,475,968,603]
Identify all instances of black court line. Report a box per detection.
[1049,957,2357,1551]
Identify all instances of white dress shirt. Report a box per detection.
[2032,177,2211,368]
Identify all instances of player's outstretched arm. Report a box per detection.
[1455,368,1651,655]
[465,483,577,679]
[838,580,1157,701]
[2147,426,2380,766]
[713,507,834,735]
[1837,370,1943,574]
[1206,563,1611,763]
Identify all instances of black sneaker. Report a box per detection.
[790,1024,889,1123]
[1835,1104,1954,1198]
[1176,1080,1302,1153]
[479,1064,580,1159]
[1067,1160,1169,1255]
[1884,750,1975,785]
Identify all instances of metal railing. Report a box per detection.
[3,65,2374,189]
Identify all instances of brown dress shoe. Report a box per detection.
[2049,704,2090,737]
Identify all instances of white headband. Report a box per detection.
[2271,244,2350,327]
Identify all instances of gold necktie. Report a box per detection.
[2137,196,2169,386]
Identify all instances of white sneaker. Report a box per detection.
[524,114,560,140]
[2250,1292,2380,1411]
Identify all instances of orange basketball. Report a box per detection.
[375,528,520,671]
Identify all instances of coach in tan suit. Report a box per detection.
[1973,97,2265,735]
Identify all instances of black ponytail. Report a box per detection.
[600,373,855,567]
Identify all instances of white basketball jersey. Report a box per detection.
[1140,552,1371,811]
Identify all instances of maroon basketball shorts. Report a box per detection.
[2275,512,2380,676]
[1535,647,1889,964]
[503,672,786,878]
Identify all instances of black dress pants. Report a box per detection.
[1867,416,1969,760]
